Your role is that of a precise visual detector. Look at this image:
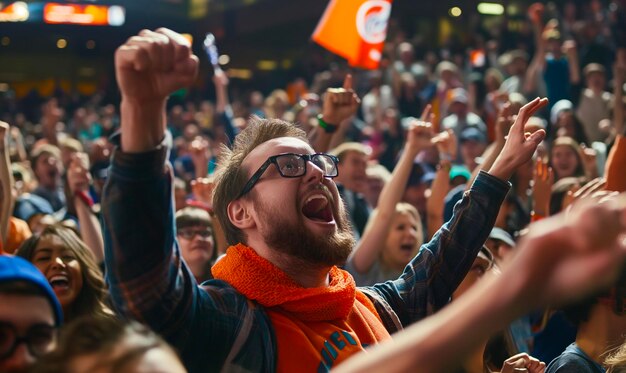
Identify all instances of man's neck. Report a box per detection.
[245,236,332,288]
[576,303,626,363]
[267,251,331,288]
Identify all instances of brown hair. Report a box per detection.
[31,316,180,373]
[394,202,424,243]
[212,116,308,246]
[16,224,110,323]
[176,207,218,263]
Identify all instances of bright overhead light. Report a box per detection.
[257,60,277,71]
[449,7,462,17]
[56,38,67,49]
[477,2,504,15]
[218,54,230,65]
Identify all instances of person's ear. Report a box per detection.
[227,199,256,229]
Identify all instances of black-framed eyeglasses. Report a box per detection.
[237,153,339,198]
[177,228,213,240]
[0,321,57,360]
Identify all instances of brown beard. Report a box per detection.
[252,191,355,267]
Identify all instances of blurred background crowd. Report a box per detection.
[1,0,626,372]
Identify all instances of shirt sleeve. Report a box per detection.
[102,143,250,368]
[362,171,510,327]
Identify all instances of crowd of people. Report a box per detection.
[0,1,626,372]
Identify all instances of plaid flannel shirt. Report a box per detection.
[103,145,509,373]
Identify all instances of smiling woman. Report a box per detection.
[15,224,111,323]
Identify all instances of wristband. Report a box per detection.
[75,191,94,208]
[437,161,451,172]
[317,114,338,134]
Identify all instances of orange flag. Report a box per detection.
[312,0,392,70]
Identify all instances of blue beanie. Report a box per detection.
[0,256,63,325]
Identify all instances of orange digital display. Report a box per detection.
[0,2,30,22]
[43,3,125,26]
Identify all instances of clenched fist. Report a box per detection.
[115,28,199,103]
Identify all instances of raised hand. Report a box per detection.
[532,159,554,217]
[489,97,548,181]
[501,353,546,373]
[116,28,199,153]
[562,40,577,57]
[67,152,92,194]
[320,74,360,125]
[191,177,215,207]
[579,143,598,177]
[432,129,457,160]
[516,193,626,308]
[528,2,545,25]
[189,136,211,177]
[404,119,434,156]
[212,69,229,88]
[115,28,199,103]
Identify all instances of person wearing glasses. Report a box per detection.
[104,29,548,373]
[0,255,62,373]
[175,207,217,283]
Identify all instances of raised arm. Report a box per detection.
[524,4,547,95]
[336,195,626,373]
[605,57,626,192]
[0,122,13,246]
[67,152,104,263]
[105,27,199,321]
[426,129,456,239]
[312,74,360,153]
[365,98,548,326]
[563,40,581,86]
[349,119,433,274]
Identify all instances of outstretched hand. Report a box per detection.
[514,193,626,308]
[489,97,548,181]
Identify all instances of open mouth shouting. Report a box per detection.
[301,192,335,224]
[48,273,71,294]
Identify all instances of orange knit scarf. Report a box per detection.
[212,244,392,371]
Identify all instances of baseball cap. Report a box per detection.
[449,165,471,182]
[449,88,469,105]
[550,99,574,124]
[489,227,516,247]
[460,127,487,144]
[583,63,605,77]
[0,256,63,325]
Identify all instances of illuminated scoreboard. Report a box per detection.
[0,1,125,26]
[43,3,125,26]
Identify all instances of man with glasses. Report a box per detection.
[103,29,548,372]
[0,255,62,373]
